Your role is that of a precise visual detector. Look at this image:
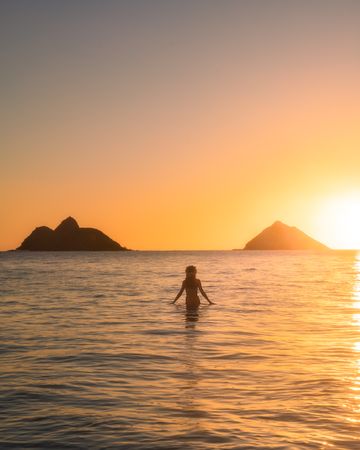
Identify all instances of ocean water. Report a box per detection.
[1,250,360,450]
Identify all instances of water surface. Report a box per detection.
[1,250,360,449]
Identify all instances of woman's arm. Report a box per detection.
[172,281,185,303]
[198,280,214,304]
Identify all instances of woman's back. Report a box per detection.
[183,277,200,309]
[184,277,199,293]
[172,265,214,308]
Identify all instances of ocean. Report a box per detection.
[1,250,360,449]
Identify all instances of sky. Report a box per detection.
[1,0,360,250]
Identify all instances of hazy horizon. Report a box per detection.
[2,1,360,250]
[4,215,360,252]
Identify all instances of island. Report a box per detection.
[17,216,130,251]
[240,220,329,250]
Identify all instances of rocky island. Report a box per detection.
[241,221,329,250]
[17,216,129,251]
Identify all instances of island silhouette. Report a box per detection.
[241,221,329,250]
[15,217,329,251]
[17,217,129,251]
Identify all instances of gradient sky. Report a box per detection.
[1,0,360,250]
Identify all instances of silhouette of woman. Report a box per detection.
[172,266,214,309]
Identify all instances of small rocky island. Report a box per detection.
[17,217,129,251]
[242,221,329,250]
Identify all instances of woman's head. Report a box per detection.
[185,265,197,278]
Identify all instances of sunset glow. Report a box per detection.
[4,2,360,449]
[1,1,360,250]
[316,194,360,249]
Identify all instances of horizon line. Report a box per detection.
[2,248,360,253]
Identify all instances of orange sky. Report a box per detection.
[1,1,360,250]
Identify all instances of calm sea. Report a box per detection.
[1,250,360,449]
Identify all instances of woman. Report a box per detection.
[172,265,214,309]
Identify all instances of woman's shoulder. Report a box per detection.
[183,278,199,287]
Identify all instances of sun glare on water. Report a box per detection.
[315,194,360,250]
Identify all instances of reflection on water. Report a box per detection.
[350,253,360,419]
[185,308,200,326]
[353,254,360,312]
[2,250,360,448]
[181,308,202,429]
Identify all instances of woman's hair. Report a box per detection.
[185,265,197,277]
